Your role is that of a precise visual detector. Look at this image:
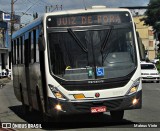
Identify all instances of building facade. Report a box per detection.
[0,11,10,75]
[134,16,156,60]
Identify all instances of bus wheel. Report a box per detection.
[110,110,124,121]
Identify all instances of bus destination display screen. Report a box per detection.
[47,12,131,27]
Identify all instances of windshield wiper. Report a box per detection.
[67,28,88,53]
[100,26,113,53]
[100,26,113,65]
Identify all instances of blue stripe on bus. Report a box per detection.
[12,17,42,39]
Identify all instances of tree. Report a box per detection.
[157,43,160,51]
[142,0,160,31]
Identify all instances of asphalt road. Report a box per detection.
[0,80,160,131]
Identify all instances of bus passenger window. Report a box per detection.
[17,38,20,64]
[36,28,40,62]
[28,32,31,63]
[11,41,14,64]
[31,32,34,63]
[33,29,36,63]
[24,39,29,66]
[20,36,24,64]
[14,40,17,65]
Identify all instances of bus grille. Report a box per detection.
[62,80,128,91]
[72,99,123,111]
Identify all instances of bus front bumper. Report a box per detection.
[47,90,142,115]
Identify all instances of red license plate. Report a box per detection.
[91,106,107,113]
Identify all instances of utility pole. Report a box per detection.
[11,0,14,38]
[10,0,17,74]
[11,0,18,36]
[9,0,14,71]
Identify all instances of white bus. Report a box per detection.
[12,6,142,121]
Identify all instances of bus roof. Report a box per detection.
[12,7,131,39]
[44,7,131,17]
[12,17,43,39]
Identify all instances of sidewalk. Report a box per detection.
[0,78,11,88]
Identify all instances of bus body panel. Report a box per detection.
[12,65,20,101]
[18,65,29,105]
[47,90,142,115]
[12,64,29,105]
[28,63,42,110]
[46,64,141,100]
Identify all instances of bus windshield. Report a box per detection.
[48,24,136,81]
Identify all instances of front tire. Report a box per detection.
[110,110,124,121]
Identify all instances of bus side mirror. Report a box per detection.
[38,36,46,51]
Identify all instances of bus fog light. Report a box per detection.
[55,104,62,111]
[132,98,138,105]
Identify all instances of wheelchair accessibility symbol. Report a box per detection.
[96,67,104,77]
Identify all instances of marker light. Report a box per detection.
[132,98,139,105]
[73,94,85,99]
[55,104,62,111]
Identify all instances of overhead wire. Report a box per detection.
[20,0,39,18]
[0,7,7,12]
[39,0,52,5]
[20,0,50,24]
[13,0,62,24]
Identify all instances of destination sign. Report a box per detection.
[47,12,131,27]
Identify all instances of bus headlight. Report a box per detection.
[48,84,67,100]
[126,78,140,95]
